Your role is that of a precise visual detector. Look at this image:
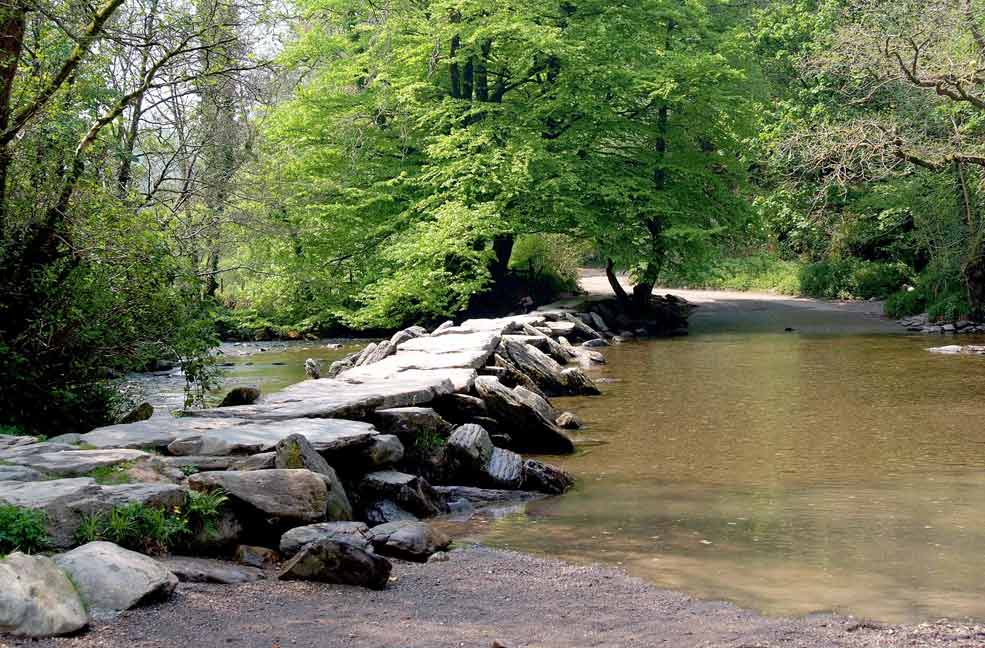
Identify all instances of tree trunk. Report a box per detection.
[605,258,629,306]
[475,41,490,102]
[462,57,474,101]
[490,234,513,280]
[0,0,25,231]
[449,35,461,99]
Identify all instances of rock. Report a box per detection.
[521,459,574,494]
[431,394,487,423]
[373,407,453,444]
[234,545,280,568]
[484,447,524,490]
[0,553,88,637]
[280,521,371,557]
[188,469,329,529]
[119,402,154,424]
[357,434,405,469]
[100,483,187,509]
[582,338,609,348]
[304,358,322,379]
[188,510,244,552]
[431,320,455,335]
[163,456,239,472]
[0,465,44,482]
[167,418,377,457]
[512,385,559,422]
[353,342,379,367]
[159,557,265,584]
[324,343,344,350]
[363,340,396,365]
[362,499,417,526]
[0,435,42,451]
[229,453,276,471]
[367,521,450,563]
[473,376,575,454]
[45,433,82,445]
[433,485,541,507]
[444,424,494,476]
[427,551,450,563]
[277,539,391,590]
[359,470,448,518]
[556,412,582,429]
[326,351,360,378]
[10,448,152,477]
[54,542,178,613]
[586,311,611,333]
[273,434,352,521]
[499,338,599,396]
[219,386,261,407]
[490,352,549,398]
[0,478,105,548]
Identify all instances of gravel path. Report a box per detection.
[5,547,983,648]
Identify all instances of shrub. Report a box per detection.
[885,289,927,319]
[75,490,227,554]
[510,234,592,292]
[800,259,909,300]
[0,506,50,555]
[884,267,969,321]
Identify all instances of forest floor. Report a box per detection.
[6,546,983,648]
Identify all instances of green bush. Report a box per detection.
[0,506,50,555]
[884,267,969,321]
[800,259,909,300]
[659,254,803,295]
[885,289,927,319]
[510,234,592,292]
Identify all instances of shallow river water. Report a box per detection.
[146,296,985,624]
[449,296,985,624]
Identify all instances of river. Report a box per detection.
[145,290,985,624]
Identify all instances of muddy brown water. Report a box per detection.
[446,297,985,624]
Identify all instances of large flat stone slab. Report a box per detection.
[0,478,99,510]
[9,449,152,477]
[184,371,471,421]
[168,418,377,457]
[77,417,271,451]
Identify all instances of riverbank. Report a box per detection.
[6,546,984,648]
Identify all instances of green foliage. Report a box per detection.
[510,235,590,292]
[661,254,803,295]
[414,429,446,452]
[0,506,50,555]
[799,259,909,300]
[0,425,26,437]
[85,462,135,485]
[885,267,970,321]
[75,490,228,554]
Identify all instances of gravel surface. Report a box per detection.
[4,546,983,648]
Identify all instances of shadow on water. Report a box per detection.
[444,294,985,623]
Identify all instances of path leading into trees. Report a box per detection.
[578,267,900,335]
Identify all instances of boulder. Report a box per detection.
[277,539,391,590]
[556,411,583,430]
[362,499,417,526]
[490,353,548,398]
[0,553,88,637]
[522,459,574,495]
[10,448,152,477]
[499,338,599,396]
[168,418,377,458]
[0,478,105,549]
[373,407,453,444]
[484,448,524,490]
[159,557,265,584]
[0,435,41,451]
[359,470,447,518]
[234,545,280,568]
[433,485,541,507]
[326,351,360,378]
[280,521,371,557]
[444,424,494,476]
[100,483,187,509]
[230,452,276,471]
[273,434,352,521]
[119,402,154,424]
[188,469,329,528]
[473,376,574,454]
[367,521,450,563]
[54,542,177,613]
[357,434,405,469]
[0,465,43,482]
[582,338,609,348]
[304,358,321,379]
[219,386,261,407]
[431,394,487,424]
[362,340,396,365]
[512,385,559,422]
[353,342,379,367]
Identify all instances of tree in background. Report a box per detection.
[0,0,273,433]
